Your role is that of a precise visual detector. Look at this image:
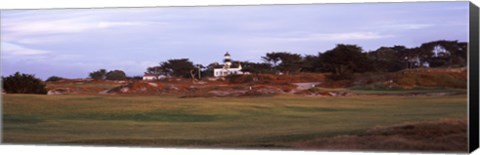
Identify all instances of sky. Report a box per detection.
[0,2,469,79]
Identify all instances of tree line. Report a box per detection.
[82,40,466,81]
[144,40,467,80]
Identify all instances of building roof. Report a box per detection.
[224,52,231,57]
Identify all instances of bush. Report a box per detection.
[127,76,143,80]
[327,73,355,81]
[350,82,402,90]
[46,76,64,82]
[255,74,277,84]
[89,69,107,80]
[106,70,127,80]
[2,72,47,94]
[226,74,255,83]
[226,74,278,84]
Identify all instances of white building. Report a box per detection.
[213,52,244,77]
[143,73,167,80]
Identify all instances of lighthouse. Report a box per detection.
[213,52,245,77]
[223,52,232,69]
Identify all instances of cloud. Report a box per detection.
[398,24,433,30]
[1,42,51,56]
[319,32,394,40]
[367,22,435,31]
[3,19,92,34]
[384,23,434,30]
[274,32,395,42]
[1,17,149,45]
[1,18,147,40]
[96,21,144,28]
[13,36,66,44]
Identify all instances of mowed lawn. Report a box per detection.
[2,94,467,148]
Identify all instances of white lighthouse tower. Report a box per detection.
[223,52,232,69]
[213,52,244,77]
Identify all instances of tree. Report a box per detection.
[159,58,196,78]
[388,45,411,70]
[2,72,47,94]
[262,53,282,67]
[319,44,372,79]
[420,40,467,67]
[301,54,321,72]
[262,52,303,74]
[240,61,274,74]
[455,42,468,67]
[202,62,222,77]
[106,70,127,80]
[369,47,404,72]
[400,47,423,69]
[89,69,107,80]
[146,66,165,76]
[190,64,204,80]
[413,47,432,67]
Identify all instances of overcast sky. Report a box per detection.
[1,2,469,79]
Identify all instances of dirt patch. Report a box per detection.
[227,73,326,84]
[99,80,294,97]
[182,85,285,98]
[293,118,467,152]
[46,79,123,95]
[318,80,352,88]
[47,88,76,95]
[100,81,168,95]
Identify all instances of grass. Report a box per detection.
[349,87,467,94]
[2,93,467,149]
[294,119,468,152]
[307,86,466,95]
[47,82,120,89]
[62,110,229,122]
[3,114,45,124]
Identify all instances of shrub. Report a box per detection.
[226,74,254,83]
[255,74,276,84]
[89,69,107,80]
[46,76,64,82]
[127,76,143,80]
[327,73,355,81]
[226,74,278,84]
[2,72,47,94]
[106,70,127,80]
[350,82,402,90]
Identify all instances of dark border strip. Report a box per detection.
[469,2,479,153]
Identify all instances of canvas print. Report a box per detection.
[0,2,471,153]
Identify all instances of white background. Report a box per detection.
[0,0,479,155]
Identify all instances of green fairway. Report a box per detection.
[2,94,467,148]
